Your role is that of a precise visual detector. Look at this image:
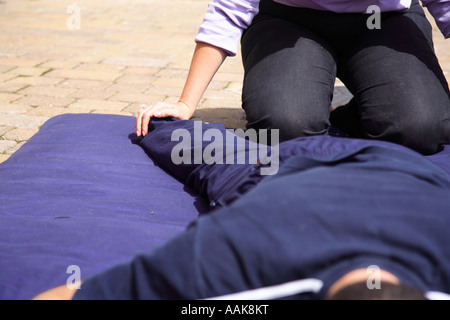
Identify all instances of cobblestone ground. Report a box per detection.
[0,0,449,163]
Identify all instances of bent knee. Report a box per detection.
[246,112,329,142]
[365,114,449,155]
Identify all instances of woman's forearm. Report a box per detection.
[136,42,228,136]
[179,42,228,109]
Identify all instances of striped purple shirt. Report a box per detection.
[195,0,450,56]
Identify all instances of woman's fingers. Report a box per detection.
[135,104,151,136]
[138,103,160,136]
[136,102,187,136]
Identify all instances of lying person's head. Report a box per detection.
[326,267,427,300]
[327,267,427,300]
[328,281,427,300]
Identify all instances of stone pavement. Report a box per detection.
[0,0,449,164]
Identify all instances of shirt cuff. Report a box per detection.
[195,31,241,57]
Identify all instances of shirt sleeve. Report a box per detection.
[195,0,260,56]
[138,118,267,207]
[421,0,450,38]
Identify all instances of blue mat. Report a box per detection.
[1,113,449,300]
[0,114,208,300]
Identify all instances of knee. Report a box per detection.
[365,110,449,155]
[245,108,329,142]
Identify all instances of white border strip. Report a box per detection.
[206,278,324,300]
[425,291,450,300]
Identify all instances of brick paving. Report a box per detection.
[0,0,449,164]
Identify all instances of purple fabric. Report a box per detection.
[426,144,450,176]
[0,113,208,300]
[195,0,450,56]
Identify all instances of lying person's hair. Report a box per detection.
[328,281,427,300]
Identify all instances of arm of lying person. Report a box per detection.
[138,117,280,207]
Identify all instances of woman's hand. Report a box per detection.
[135,42,228,137]
[135,100,194,137]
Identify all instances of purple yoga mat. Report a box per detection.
[0,113,208,300]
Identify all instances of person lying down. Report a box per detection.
[34,118,450,300]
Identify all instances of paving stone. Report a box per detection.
[191,108,247,129]
[102,57,168,68]
[122,67,160,76]
[108,92,157,104]
[0,66,14,73]
[5,141,26,155]
[6,76,64,86]
[3,128,39,142]
[0,114,49,128]
[0,126,13,136]
[39,60,81,69]
[114,74,157,85]
[0,73,17,83]
[155,68,189,79]
[0,82,29,94]
[8,67,51,77]
[152,77,187,88]
[93,110,134,116]
[68,99,129,113]
[0,140,18,153]
[0,93,21,102]
[70,88,115,100]
[106,83,151,94]
[0,103,33,114]
[75,63,126,73]
[15,95,76,108]
[0,154,11,164]
[25,105,70,117]
[60,79,111,89]
[0,57,43,68]
[19,85,77,98]
[144,86,183,97]
[44,69,122,82]
[122,103,150,115]
[200,96,242,109]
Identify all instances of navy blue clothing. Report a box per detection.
[73,119,450,299]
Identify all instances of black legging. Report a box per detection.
[241,0,450,155]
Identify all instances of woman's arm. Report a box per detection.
[135,42,227,137]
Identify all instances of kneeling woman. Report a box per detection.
[136,0,450,155]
